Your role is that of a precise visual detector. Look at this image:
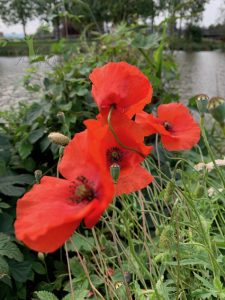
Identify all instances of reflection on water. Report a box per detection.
[1,52,225,109]
[175,51,225,102]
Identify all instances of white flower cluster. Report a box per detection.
[194,157,225,172]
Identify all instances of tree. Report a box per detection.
[34,0,63,40]
[0,0,35,36]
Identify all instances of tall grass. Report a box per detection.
[59,130,225,300]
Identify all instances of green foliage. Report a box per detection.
[0,0,35,35]
[35,291,59,300]
[185,24,203,43]
[2,19,225,300]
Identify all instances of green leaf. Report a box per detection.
[32,261,46,275]
[213,277,223,291]
[132,33,160,50]
[0,133,11,164]
[89,274,104,287]
[29,128,45,144]
[75,88,88,96]
[0,256,9,276]
[0,185,25,197]
[62,290,88,300]
[59,102,72,111]
[8,261,32,283]
[66,232,95,252]
[0,201,10,209]
[25,103,43,125]
[17,139,33,159]
[0,233,23,261]
[40,136,51,152]
[194,272,214,290]
[0,174,34,196]
[0,233,9,245]
[35,291,59,300]
[30,55,46,63]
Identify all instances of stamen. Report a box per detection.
[163,121,172,131]
[69,176,94,203]
[106,147,123,165]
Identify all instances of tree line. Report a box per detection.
[0,0,211,37]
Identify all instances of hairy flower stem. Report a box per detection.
[64,242,75,300]
[200,115,225,188]
[111,197,133,300]
[120,196,153,280]
[107,106,145,158]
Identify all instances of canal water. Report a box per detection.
[1,51,225,109]
[175,51,225,101]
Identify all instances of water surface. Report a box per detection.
[1,51,225,110]
[175,51,225,101]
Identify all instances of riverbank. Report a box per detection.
[170,37,225,51]
[0,39,76,56]
[1,37,225,56]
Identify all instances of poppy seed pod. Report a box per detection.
[110,163,120,184]
[208,97,225,124]
[195,94,209,114]
[48,132,70,146]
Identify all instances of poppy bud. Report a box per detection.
[110,163,120,184]
[34,169,42,183]
[48,132,70,146]
[195,94,209,114]
[208,97,225,124]
[57,111,65,122]
[37,252,45,261]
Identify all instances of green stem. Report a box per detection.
[200,115,225,187]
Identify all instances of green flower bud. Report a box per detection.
[37,252,45,261]
[34,169,42,183]
[208,97,225,124]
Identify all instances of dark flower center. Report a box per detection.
[163,121,172,131]
[70,176,94,203]
[106,147,123,165]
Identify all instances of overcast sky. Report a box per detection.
[0,0,224,35]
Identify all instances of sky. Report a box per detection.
[0,0,224,36]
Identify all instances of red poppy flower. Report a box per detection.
[89,62,153,118]
[83,113,153,195]
[136,103,200,151]
[15,132,115,253]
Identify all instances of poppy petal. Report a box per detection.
[136,111,169,136]
[90,62,152,118]
[115,164,153,196]
[15,176,98,252]
[157,103,200,150]
[85,112,152,173]
[58,130,102,186]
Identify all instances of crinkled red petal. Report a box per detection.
[157,103,201,150]
[136,111,169,136]
[90,62,152,118]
